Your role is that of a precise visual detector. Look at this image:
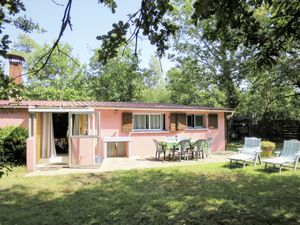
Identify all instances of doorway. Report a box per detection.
[52,113,69,155]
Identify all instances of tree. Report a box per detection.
[89,48,146,102]
[0,1,43,100]
[166,58,226,106]
[13,35,91,101]
[167,0,244,108]
[191,1,300,70]
[237,55,300,120]
[93,0,299,95]
[141,55,170,103]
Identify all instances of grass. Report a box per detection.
[1,163,300,225]
[226,141,244,152]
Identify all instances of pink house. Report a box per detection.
[0,100,233,171]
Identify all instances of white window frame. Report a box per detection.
[187,114,206,129]
[133,113,165,131]
[71,112,91,137]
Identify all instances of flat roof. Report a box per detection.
[0,100,234,112]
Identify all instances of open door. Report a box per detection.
[69,111,100,167]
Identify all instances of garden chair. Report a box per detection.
[190,139,206,160]
[204,137,213,157]
[173,139,191,161]
[153,139,166,160]
[262,139,300,173]
[228,137,262,168]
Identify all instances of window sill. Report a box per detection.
[186,128,209,131]
[132,130,169,134]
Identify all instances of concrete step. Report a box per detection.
[37,155,69,166]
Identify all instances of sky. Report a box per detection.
[4,0,175,73]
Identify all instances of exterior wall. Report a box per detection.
[0,108,29,128]
[71,137,96,166]
[26,137,35,171]
[99,109,226,157]
[0,107,227,170]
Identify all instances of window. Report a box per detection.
[133,114,165,131]
[72,114,89,135]
[187,114,205,128]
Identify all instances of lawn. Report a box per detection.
[1,163,300,225]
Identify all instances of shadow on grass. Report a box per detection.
[1,167,300,225]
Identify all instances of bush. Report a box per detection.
[261,140,276,157]
[261,141,276,150]
[0,126,28,165]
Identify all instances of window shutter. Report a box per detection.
[122,112,133,133]
[170,114,177,132]
[208,114,218,129]
[170,113,186,131]
[177,114,186,130]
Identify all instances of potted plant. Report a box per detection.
[261,141,276,157]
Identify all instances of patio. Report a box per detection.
[25,151,236,177]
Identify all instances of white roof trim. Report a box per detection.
[28,108,94,113]
[93,107,234,112]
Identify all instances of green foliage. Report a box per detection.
[0,156,11,178]
[168,0,244,108]
[0,68,10,100]
[191,0,300,68]
[0,126,28,166]
[0,64,24,101]
[141,86,170,103]
[12,35,91,101]
[237,55,300,120]
[144,55,165,88]
[97,0,177,63]
[166,59,226,107]
[0,0,41,57]
[261,141,276,150]
[89,48,146,102]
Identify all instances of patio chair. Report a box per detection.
[190,139,206,160]
[174,139,191,161]
[262,139,300,173]
[203,137,213,157]
[153,139,166,160]
[228,137,262,168]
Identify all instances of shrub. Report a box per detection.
[0,126,28,165]
[261,141,276,150]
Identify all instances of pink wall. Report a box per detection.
[71,137,96,166]
[0,109,29,128]
[26,137,35,171]
[99,109,226,157]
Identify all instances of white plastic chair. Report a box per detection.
[228,137,262,168]
[262,139,300,173]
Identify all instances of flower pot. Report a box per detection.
[261,147,274,157]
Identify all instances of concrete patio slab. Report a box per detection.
[25,151,236,177]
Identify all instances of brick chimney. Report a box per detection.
[7,53,25,85]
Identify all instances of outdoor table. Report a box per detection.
[162,137,189,160]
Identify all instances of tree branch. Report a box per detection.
[10,0,73,82]
[50,0,64,6]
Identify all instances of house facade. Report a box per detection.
[0,100,233,171]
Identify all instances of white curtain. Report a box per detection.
[72,114,80,135]
[41,113,56,158]
[134,115,147,129]
[150,115,161,129]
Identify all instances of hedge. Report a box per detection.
[0,126,28,165]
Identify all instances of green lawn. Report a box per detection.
[1,164,300,225]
